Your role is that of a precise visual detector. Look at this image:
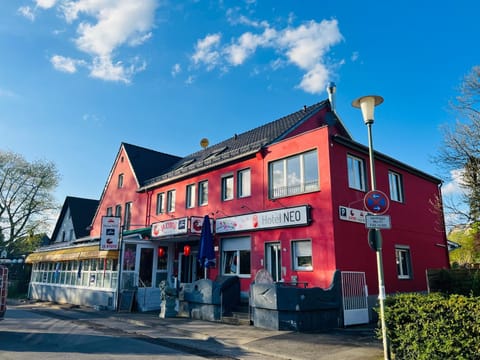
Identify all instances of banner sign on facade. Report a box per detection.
[100,216,121,250]
[151,217,188,237]
[190,216,214,234]
[215,205,310,234]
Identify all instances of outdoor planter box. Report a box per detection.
[183,276,240,321]
[250,271,342,331]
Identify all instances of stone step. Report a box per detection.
[220,306,251,325]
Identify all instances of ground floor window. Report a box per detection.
[31,258,118,289]
[292,239,313,271]
[395,246,412,279]
[221,236,251,277]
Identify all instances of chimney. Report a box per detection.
[327,82,336,113]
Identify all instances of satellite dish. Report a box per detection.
[200,138,209,149]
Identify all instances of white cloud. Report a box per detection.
[171,63,181,77]
[50,54,84,73]
[82,113,103,126]
[442,168,466,196]
[71,1,156,57]
[351,51,359,62]
[18,1,58,21]
[36,0,58,9]
[18,6,35,21]
[32,0,157,83]
[225,28,276,66]
[190,17,343,94]
[185,75,195,85]
[89,55,146,83]
[298,64,329,94]
[192,33,222,70]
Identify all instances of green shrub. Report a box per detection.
[383,293,480,359]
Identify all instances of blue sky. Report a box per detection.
[0,0,477,208]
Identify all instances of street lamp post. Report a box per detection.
[352,95,390,360]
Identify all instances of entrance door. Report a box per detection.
[265,242,282,282]
[138,247,154,287]
[178,251,198,284]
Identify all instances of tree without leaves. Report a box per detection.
[435,66,480,227]
[0,151,59,252]
[433,66,480,265]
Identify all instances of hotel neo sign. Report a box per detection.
[215,205,310,234]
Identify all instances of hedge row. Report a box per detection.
[383,293,480,359]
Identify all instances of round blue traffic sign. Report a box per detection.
[364,190,389,214]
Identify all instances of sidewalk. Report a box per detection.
[9,299,383,360]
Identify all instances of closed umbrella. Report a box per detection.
[197,215,215,279]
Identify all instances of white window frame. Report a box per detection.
[221,174,234,201]
[395,246,412,279]
[186,184,196,208]
[198,180,208,206]
[124,201,132,230]
[118,173,124,188]
[292,239,313,271]
[156,192,165,215]
[389,171,404,202]
[347,154,366,191]
[166,190,176,213]
[237,168,251,198]
[115,204,122,217]
[269,149,319,199]
[221,237,251,277]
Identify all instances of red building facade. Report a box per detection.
[84,98,449,310]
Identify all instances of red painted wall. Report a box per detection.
[90,145,148,237]
[89,112,449,297]
[329,139,449,295]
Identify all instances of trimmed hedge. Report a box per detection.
[383,293,480,359]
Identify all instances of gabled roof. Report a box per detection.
[122,143,182,187]
[51,196,99,243]
[141,100,347,190]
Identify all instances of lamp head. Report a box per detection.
[352,95,383,125]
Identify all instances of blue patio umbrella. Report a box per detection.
[197,215,215,278]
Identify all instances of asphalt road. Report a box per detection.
[0,307,208,359]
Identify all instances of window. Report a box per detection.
[222,175,234,201]
[292,240,313,271]
[389,171,404,202]
[167,190,176,213]
[115,204,122,217]
[221,237,251,276]
[156,247,168,287]
[186,184,196,208]
[124,202,132,230]
[118,173,124,188]
[396,246,412,279]
[156,193,165,214]
[347,155,366,191]
[269,150,319,198]
[106,207,112,216]
[198,180,208,206]
[238,168,251,198]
